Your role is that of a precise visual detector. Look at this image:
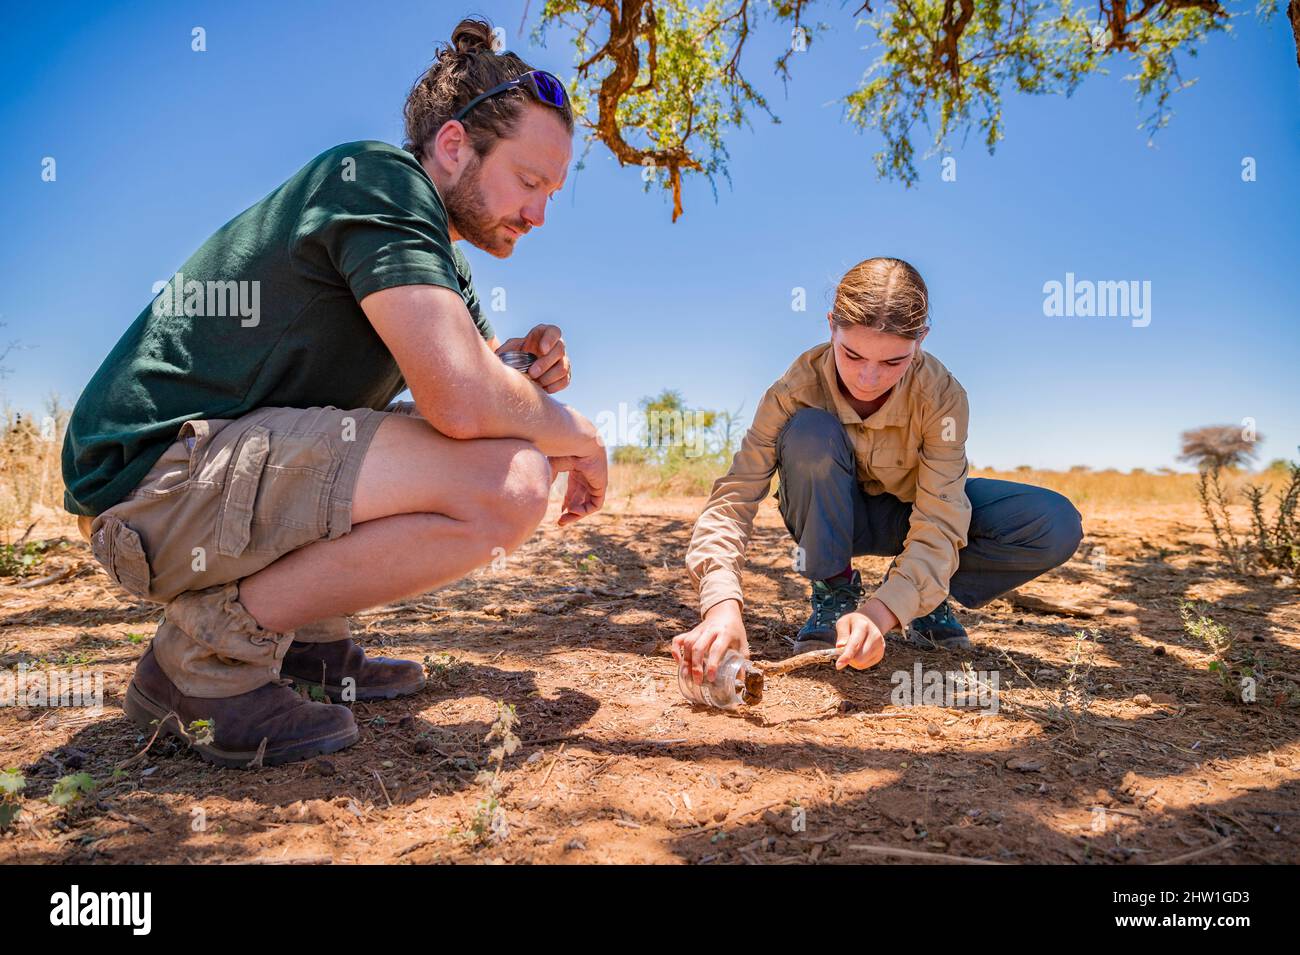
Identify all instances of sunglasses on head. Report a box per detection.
[452,70,569,123]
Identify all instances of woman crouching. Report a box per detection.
[674,257,1083,684]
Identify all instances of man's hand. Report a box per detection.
[673,600,748,685]
[548,446,607,526]
[497,324,570,393]
[834,596,895,670]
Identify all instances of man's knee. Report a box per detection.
[778,408,849,482]
[476,440,551,547]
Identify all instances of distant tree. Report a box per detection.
[1179,424,1263,470]
[533,0,1299,218]
[640,388,717,460]
[0,323,20,379]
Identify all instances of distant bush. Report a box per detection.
[1,397,68,539]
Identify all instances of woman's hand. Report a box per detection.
[834,597,895,670]
[672,600,748,684]
[496,324,571,393]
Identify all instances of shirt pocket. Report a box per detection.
[867,444,916,492]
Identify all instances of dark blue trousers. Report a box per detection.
[775,408,1083,609]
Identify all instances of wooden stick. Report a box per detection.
[16,565,75,589]
[1152,838,1236,865]
[847,843,1007,865]
[755,648,839,676]
[538,742,566,789]
[372,770,394,809]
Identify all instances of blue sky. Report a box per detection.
[3,0,1297,471]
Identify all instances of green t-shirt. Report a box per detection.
[62,141,493,517]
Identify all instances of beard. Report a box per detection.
[444,155,523,259]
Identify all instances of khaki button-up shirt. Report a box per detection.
[684,342,971,627]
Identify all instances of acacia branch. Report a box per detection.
[1291,0,1300,70]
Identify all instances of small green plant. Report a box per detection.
[186,719,215,746]
[125,632,147,645]
[1180,602,1253,703]
[0,769,26,831]
[48,772,97,810]
[423,652,465,689]
[1199,449,1300,579]
[467,701,520,846]
[1057,630,1098,724]
[1198,464,1249,573]
[1246,449,1300,577]
[0,539,48,577]
[35,650,95,669]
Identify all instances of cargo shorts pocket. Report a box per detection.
[215,425,271,558]
[90,515,153,599]
[214,423,337,560]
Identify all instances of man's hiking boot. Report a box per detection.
[281,623,425,703]
[895,599,971,651]
[792,570,865,654]
[123,644,359,768]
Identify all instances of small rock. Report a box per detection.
[1152,646,1167,656]
[925,722,943,738]
[314,758,337,776]
[564,837,586,852]
[712,808,728,823]
[1094,788,1114,806]
[1133,693,1152,707]
[1005,757,1045,773]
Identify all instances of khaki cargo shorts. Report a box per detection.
[80,405,389,605]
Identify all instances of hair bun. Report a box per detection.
[451,17,495,55]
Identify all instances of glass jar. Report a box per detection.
[677,649,757,710]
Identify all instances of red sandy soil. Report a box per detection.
[1,495,1297,864]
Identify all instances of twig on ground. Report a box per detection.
[539,742,566,789]
[847,843,1006,865]
[1153,838,1236,865]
